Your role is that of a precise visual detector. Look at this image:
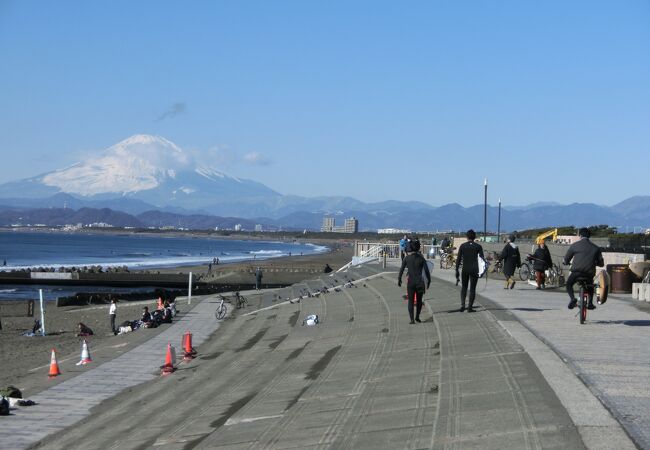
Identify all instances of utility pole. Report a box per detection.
[497,197,501,243]
[483,178,488,241]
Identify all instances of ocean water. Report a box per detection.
[0,231,328,301]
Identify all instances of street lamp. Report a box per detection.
[483,178,488,241]
[497,197,501,243]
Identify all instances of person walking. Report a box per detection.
[109,298,117,336]
[532,240,553,289]
[500,234,521,289]
[399,235,408,261]
[563,227,604,310]
[255,267,263,290]
[455,229,484,312]
[398,237,431,324]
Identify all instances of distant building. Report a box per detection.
[255,224,263,232]
[234,224,242,231]
[343,217,358,233]
[321,217,336,232]
[321,216,358,233]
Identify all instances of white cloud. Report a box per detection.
[243,152,272,166]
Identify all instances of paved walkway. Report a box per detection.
[431,265,645,449]
[1,295,225,450]
[3,262,643,449]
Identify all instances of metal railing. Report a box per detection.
[354,242,438,259]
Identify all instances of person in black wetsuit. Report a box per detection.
[398,238,431,324]
[455,229,484,312]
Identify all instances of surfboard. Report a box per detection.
[478,256,487,278]
[422,260,434,289]
[597,270,610,304]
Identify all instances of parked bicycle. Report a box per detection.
[215,295,228,320]
[440,249,456,269]
[519,256,561,285]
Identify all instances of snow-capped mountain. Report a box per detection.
[0,135,281,213]
[41,135,192,195]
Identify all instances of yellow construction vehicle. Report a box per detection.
[535,228,558,245]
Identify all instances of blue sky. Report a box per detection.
[0,1,648,207]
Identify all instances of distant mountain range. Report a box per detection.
[0,135,648,231]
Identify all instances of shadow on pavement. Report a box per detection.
[592,319,650,327]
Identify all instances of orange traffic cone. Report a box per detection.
[183,331,197,361]
[76,339,92,365]
[161,344,176,376]
[48,348,61,378]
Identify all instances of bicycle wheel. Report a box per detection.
[579,287,587,324]
[443,255,453,270]
[215,304,227,320]
[519,263,531,281]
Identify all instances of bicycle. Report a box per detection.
[440,250,456,269]
[519,258,535,281]
[546,263,562,286]
[520,258,562,286]
[235,291,248,309]
[575,278,593,324]
[490,258,503,274]
[215,296,228,320]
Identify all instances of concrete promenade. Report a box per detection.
[0,262,644,449]
[431,265,646,449]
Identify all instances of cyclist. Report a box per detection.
[563,227,604,310]
[439,236,452,268]
[398,237,431,324]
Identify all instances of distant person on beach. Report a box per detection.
[77,322,94,336]
[500,234,521,289]
[109,298,117,336]
[563,227,604,310]
[324,263,333,273]
[255,267,263,290]
[398,237,431,324]
[531,240,553,289]
[455,229,484,312]
[216,258,219,265]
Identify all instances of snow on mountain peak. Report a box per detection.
[42,134,193,196]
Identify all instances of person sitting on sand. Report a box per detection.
[161,301,173,323]
[142,306,152,324]
[324,264,333,273]
[168,298,177,317]
[32,319,41,335]
[76,322,94,337]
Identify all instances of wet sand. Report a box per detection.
[0,243,354,397]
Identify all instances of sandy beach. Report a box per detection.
[0,242,354,398]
